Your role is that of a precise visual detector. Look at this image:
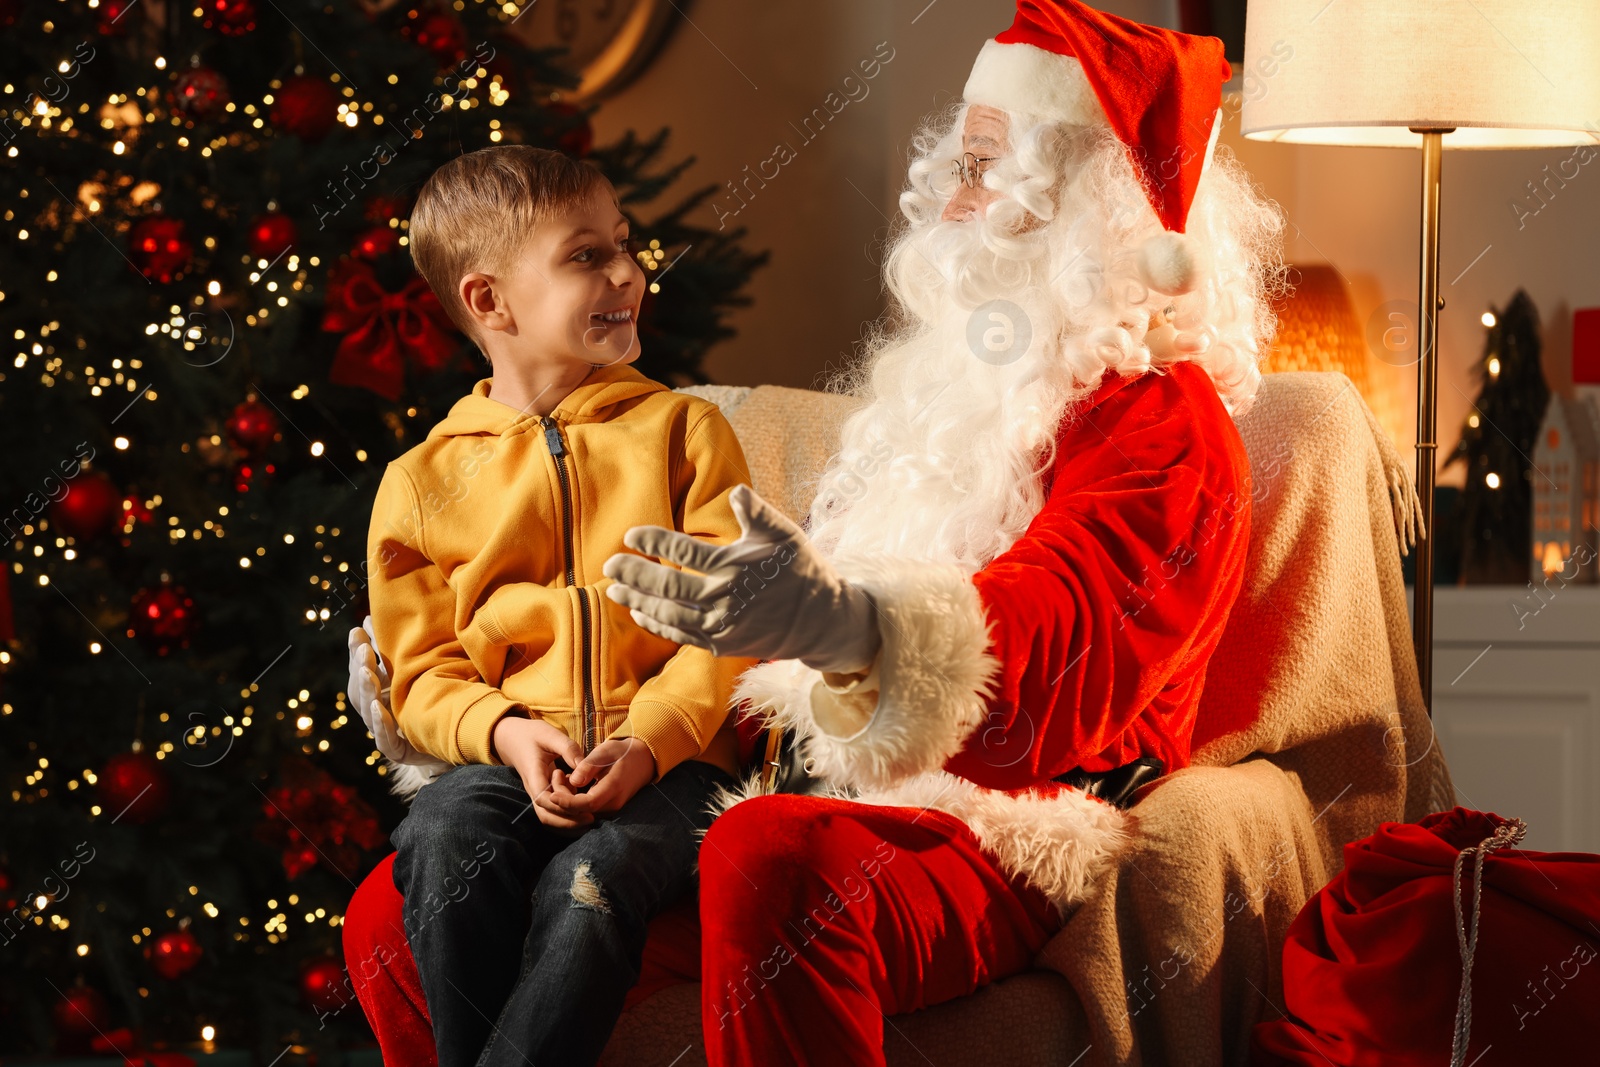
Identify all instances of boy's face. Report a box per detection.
[465,185,646,372]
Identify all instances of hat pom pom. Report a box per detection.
[1137,231,1203,296]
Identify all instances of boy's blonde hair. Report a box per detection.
[410,145,612,345]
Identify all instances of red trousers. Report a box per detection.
[698,794,1061,1066]
[341,793,1059,1067]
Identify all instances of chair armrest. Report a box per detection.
[1036,760,1337,1063]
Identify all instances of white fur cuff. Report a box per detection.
[732,556,1001,791]
[962,39,1105,126]
[855,772,1130,913]
[385,760,442,800]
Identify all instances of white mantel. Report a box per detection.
[1407,585,1600,852]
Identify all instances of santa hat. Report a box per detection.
[962,0,1231,294]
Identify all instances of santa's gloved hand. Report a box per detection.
[602,484,882,675]
[347,616,451,777]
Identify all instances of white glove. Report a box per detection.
[601,484,882,675]
[347,616,451,778]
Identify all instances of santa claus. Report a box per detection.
[599,1,1282,1061]
[348,1,1285,1063]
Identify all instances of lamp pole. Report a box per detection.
[1412,127,1451,718]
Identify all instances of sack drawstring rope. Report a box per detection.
[1449,817,1527,1067]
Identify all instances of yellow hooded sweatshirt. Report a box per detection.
[366,362,755,781]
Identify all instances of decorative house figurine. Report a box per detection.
[1530,392,1600,583]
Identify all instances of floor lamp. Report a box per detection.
[1239,1,1600,716]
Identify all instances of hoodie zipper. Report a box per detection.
[540,415,596,755]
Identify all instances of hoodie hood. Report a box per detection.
[427,362,666,440]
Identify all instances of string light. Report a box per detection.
[0,0,689,1026]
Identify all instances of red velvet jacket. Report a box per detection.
[951,359,1254,788]
[739,358,1255,909]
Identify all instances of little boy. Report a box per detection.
[364,146,755,1067]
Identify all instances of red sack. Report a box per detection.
[1253,807,1600,1066]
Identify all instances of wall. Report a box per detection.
[1224,96,1600,486]
[592,0,1170,390]
[591,0,903,390]
[595,1,1598,486]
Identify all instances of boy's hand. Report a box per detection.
[491,716,591,830]
[546,738,657,818]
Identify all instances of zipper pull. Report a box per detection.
[540,416,566,457]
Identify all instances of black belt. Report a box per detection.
[1052,756,1165,809]
[760,727,834,796]
[761,727,1164,809]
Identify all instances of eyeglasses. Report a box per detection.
[951,152,998,190]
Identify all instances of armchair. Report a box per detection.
[342,370,1454,1066]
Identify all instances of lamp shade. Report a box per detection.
[1241,1,1600,148]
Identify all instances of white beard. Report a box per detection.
[806,195,1102,572]
[802,121,1280,573]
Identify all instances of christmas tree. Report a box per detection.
[1443,290,1550,584]
[0,0,763,1058]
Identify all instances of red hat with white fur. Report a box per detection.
[962,0,1231,292]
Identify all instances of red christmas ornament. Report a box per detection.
[409,10,466,66]
[129,217,193,283]
[52,984,110,1052]
[98,751,171,822]
[121,492,155,529]
[90,1028,191,1067]
[542,101,594,158]
[352,225,399,260]
[51,471,122,540]
[97,0,140,36]
[247,212,296,260]
[146,928,203,979]
[0,865,15,911]
[300,956,352,1014]
[232,459,276,493]
[256,757,384,880]
[364,194,409,224]
[323,260,459,401]
[201,0,257,35]
[172,67,230,118]
[273,75,340,141]
[128,583,195,658]
[226,398,279,455]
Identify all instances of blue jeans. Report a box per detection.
[390,758,733,1067]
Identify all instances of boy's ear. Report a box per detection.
[460,272,513,335]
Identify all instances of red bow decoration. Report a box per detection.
[254,756,384,880]
[90,1028,197,1067]
[323,259,459,401]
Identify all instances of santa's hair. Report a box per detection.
[805,102,1286,571]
